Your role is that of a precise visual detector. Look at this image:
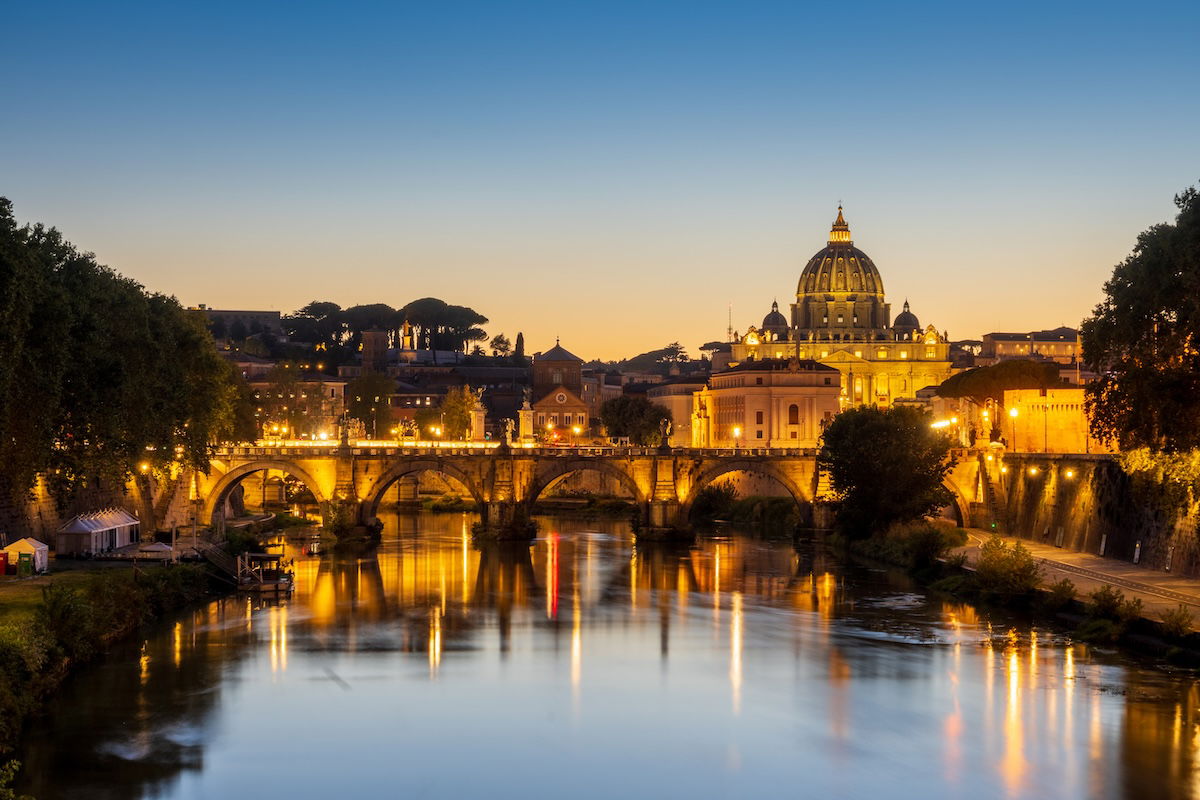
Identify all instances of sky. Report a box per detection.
[3,0,1198,361]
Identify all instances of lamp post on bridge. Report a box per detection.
[1009,406,1018,452]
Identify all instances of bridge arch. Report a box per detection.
[940,477,971,528]
[362,459,486,521]
[681,459,813,523]
[202,460,329,526]
[527,459,648,506]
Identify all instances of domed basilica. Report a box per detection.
[729,206,952,406]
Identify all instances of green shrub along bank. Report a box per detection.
[533,496,636,518]
[421,495,477,513]
[923,535,1200,659]
[690,482,803,528]
[837,520,967,575]
[0,565,217,756]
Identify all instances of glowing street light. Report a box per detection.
[1008,407,1019,451]
[732,426,742,449]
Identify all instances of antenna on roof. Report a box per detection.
[727,303,733,343]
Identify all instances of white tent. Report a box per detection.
[56,508,140,557]
[3,537,49,573]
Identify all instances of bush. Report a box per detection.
[38,584,97,662]
[1075,617,1121,644]
[846,520,966,571]
[1087,584,1145,625]
[974,536,1041,600]
[224,527,262,556]
[690,481,738,520]
[1089,584,1124,619]
[1160,604,1194,639]
[0,758,33,800]
[1044,578,1077,612]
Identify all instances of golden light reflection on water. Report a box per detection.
[730,591,743,716]
[66,513,1200,800]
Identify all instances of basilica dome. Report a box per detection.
[892,300,920,335]
[761,300,789,335]
[795,206,885,298]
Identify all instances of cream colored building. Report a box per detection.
[730,206,953,406]
[691,359,841,448]
[1002,388,1113,454]
[981,327,1080,364]
[647,381,706,447]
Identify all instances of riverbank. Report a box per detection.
[0,562,223,756]
[846,521,1200,663]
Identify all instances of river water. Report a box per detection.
[15,512,1200,799]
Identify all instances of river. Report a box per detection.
[15,512,1200,799]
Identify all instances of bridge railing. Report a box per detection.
[211,443,821,459]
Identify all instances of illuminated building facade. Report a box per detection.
[730,206,953,406]
[532,340,592,436]
[690,359,841,448]
[980,327,1081,364]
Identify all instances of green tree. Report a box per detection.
[937,359,1061,405]
[0,197,243,526]
[283,301,344,345]
[346,373,395,438]
[513,331,526,363]
[1081,184,1200,451]
[817,405,957,539]
[599,396,672,445]
[490,333,512,357]
[439,386,477,440]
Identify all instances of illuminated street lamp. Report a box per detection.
[572,425,582,446]
[732,425,742,450]
[1008,407,1018,451]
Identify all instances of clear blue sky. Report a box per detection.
[3,0,1197,359]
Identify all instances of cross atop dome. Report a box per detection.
[828,204,852,244]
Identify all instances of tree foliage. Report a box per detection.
[0,198,245,507]
[1081,184,1200,451]
[937,359,1061,404]
[599,396,672,445]
[817,405,956,539]
[490,333,511,356]
[346,373,396,436]
[439,386,477,440]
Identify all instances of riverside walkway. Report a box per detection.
[954,530,1200,620]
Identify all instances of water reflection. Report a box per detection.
[17,513,1200,800]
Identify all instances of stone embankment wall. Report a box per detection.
[0,470,200,544]
[988,453,1200,576]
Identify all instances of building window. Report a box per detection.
[755,411,764,424]
[755,377,763,385]
[822,315,828,324]
[756,430,763,439]
[823,377,832,385]
[788,404,799,424]
[790,431,798,438]
[552,370,562,384]
[837,314,844,324]
[925,347,935,358]
[900,351,908,359]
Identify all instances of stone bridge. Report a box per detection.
[197,443,979,537]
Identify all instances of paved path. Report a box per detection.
[952,529,1200,621]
